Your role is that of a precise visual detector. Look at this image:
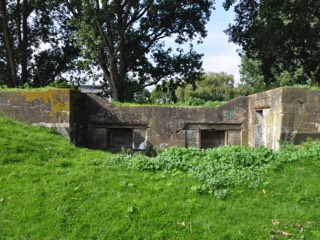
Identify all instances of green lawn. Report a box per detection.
[0,118,319,239]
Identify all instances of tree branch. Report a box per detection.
[65,0,79,18]
[92,3,114,54]
[133,77,163,93]
[126,4,150,30]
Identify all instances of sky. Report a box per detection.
[193,1,241,83]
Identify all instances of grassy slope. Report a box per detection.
[0,118,319,239]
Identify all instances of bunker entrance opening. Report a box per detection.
[200,130,226,149]
[107,128,133,150]
[254,110,264,147]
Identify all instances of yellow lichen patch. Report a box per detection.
[282,87,288,96]
[20,89,53,104]
[20,89,71,118]
[51,91,71,113]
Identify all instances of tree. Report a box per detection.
[236,55,266,95]
[223,0,320,86]
[0,0,18,87]
[176,72,236,102]
[150,80,178,104]
[0,0,82,87]
[66,0,214,102]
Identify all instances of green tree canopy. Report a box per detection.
[224,0,320,86]
[150,80,177,104]
[0,0,82,88]
[236,55,266,95]
[176,72,236,102]
[66,0,214,102]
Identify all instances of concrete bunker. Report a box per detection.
[1,87,320,151]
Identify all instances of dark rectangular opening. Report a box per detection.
[108,128,133,149]
[200,130,225,149]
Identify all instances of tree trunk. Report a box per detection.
[0,0,18,87]
[98,53,122,101]
[17,0,21,44]
[109,56,122,101]
[20,0,28,84]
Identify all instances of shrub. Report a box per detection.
[107,141,320,198]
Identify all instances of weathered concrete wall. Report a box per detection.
[248,88,283,150]
[0,89,72,139]
[85,94,249,151]
[280,88,320,144]
[1,87,319,151]
[248,87,320,150]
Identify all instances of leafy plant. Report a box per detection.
[109,141,320,199]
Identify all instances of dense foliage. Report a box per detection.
[176,72,236,102]
[1,0,320,100]
[235,55,266,95]
[66,0,214,101]
[224,0,320,88]
[0,0,214,101]
[106,140,320,198]
[0,0,83,88]
[149,72,237,105]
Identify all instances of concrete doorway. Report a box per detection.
[200,130,225,149]
[107,128,133,150]
[254,111,264,147]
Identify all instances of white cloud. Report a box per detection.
[202,54,241,83]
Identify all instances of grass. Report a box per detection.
[0,86,66,92]
[110,100,226,107]
[0,117,319,239]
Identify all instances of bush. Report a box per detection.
[184,97,206,106]
[107,141,320,198]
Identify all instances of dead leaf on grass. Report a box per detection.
[293,223,304,233]
[272,220,280,226]
[177,221,186,227]
[271,230,293,237]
